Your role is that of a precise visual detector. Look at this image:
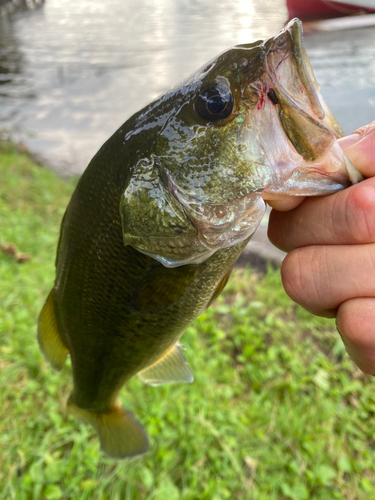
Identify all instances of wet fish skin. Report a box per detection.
[38,19,361,459]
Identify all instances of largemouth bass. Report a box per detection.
[38,19,361,459]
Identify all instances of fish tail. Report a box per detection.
[38,289,69,371]
[67,396,150,459]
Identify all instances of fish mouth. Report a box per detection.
[263,19,337,161]
[260,141,361,200]
[266,18,325,124]
[238,18,363,201]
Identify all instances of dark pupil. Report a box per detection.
[197,86,233,122]
[206,94,227,115]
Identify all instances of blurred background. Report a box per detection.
[1,0,375,176]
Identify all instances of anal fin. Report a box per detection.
[38,289,69,371]
[67,396,149,459]
[137,342,194,387]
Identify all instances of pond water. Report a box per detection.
[0,0,374,175]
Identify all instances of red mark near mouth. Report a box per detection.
[257,91,265,110]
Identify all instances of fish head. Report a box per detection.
[121,19,362,267]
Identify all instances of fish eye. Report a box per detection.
[197,86,234,122]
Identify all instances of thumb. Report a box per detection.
[338,121,375,178]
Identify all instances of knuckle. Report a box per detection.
[281,246,325,309]
[337,299,374,348]
[354,121,375,137]
[344,182,375,243]
[337,299,375,373]
[338,300,374,348]
[281,245,338,314]
[337,304,360,347]
[281,249,304,302]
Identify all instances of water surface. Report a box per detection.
[0,0,374,175]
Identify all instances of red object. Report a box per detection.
[286,0,375,21]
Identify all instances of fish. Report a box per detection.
[38,18,362,459]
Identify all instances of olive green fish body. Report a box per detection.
[38,19,362,459]
[55,174,246,410]
[40,111,247,457]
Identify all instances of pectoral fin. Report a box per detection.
[207,267,233,307]
[137,342,194,386]
[38,290,69,371]
[67,397,149,459]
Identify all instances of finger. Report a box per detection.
[268,177,375,252]
[266,197,305,212]
[337,297,375,374]
[280,243,375,317]
[338,134,361,150]
[339,120,375,178]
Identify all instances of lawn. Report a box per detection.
[1,141,375,500]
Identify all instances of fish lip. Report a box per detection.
[264,18,325,121]
[260,141,363,201]
[307,140,364,186]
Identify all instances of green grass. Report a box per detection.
[1,140,375,499]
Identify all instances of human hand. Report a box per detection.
[268,122,375,373]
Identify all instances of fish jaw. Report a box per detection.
[238,90,362,201]
[236,18,364,200]
[261,142,362,200]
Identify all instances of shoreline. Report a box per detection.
[0,0,44,17]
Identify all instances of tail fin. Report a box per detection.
[67,397,150,459]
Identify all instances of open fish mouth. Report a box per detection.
[266,18,326,125]
[237,18,362,200]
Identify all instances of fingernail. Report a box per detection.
[338,133,361,150]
